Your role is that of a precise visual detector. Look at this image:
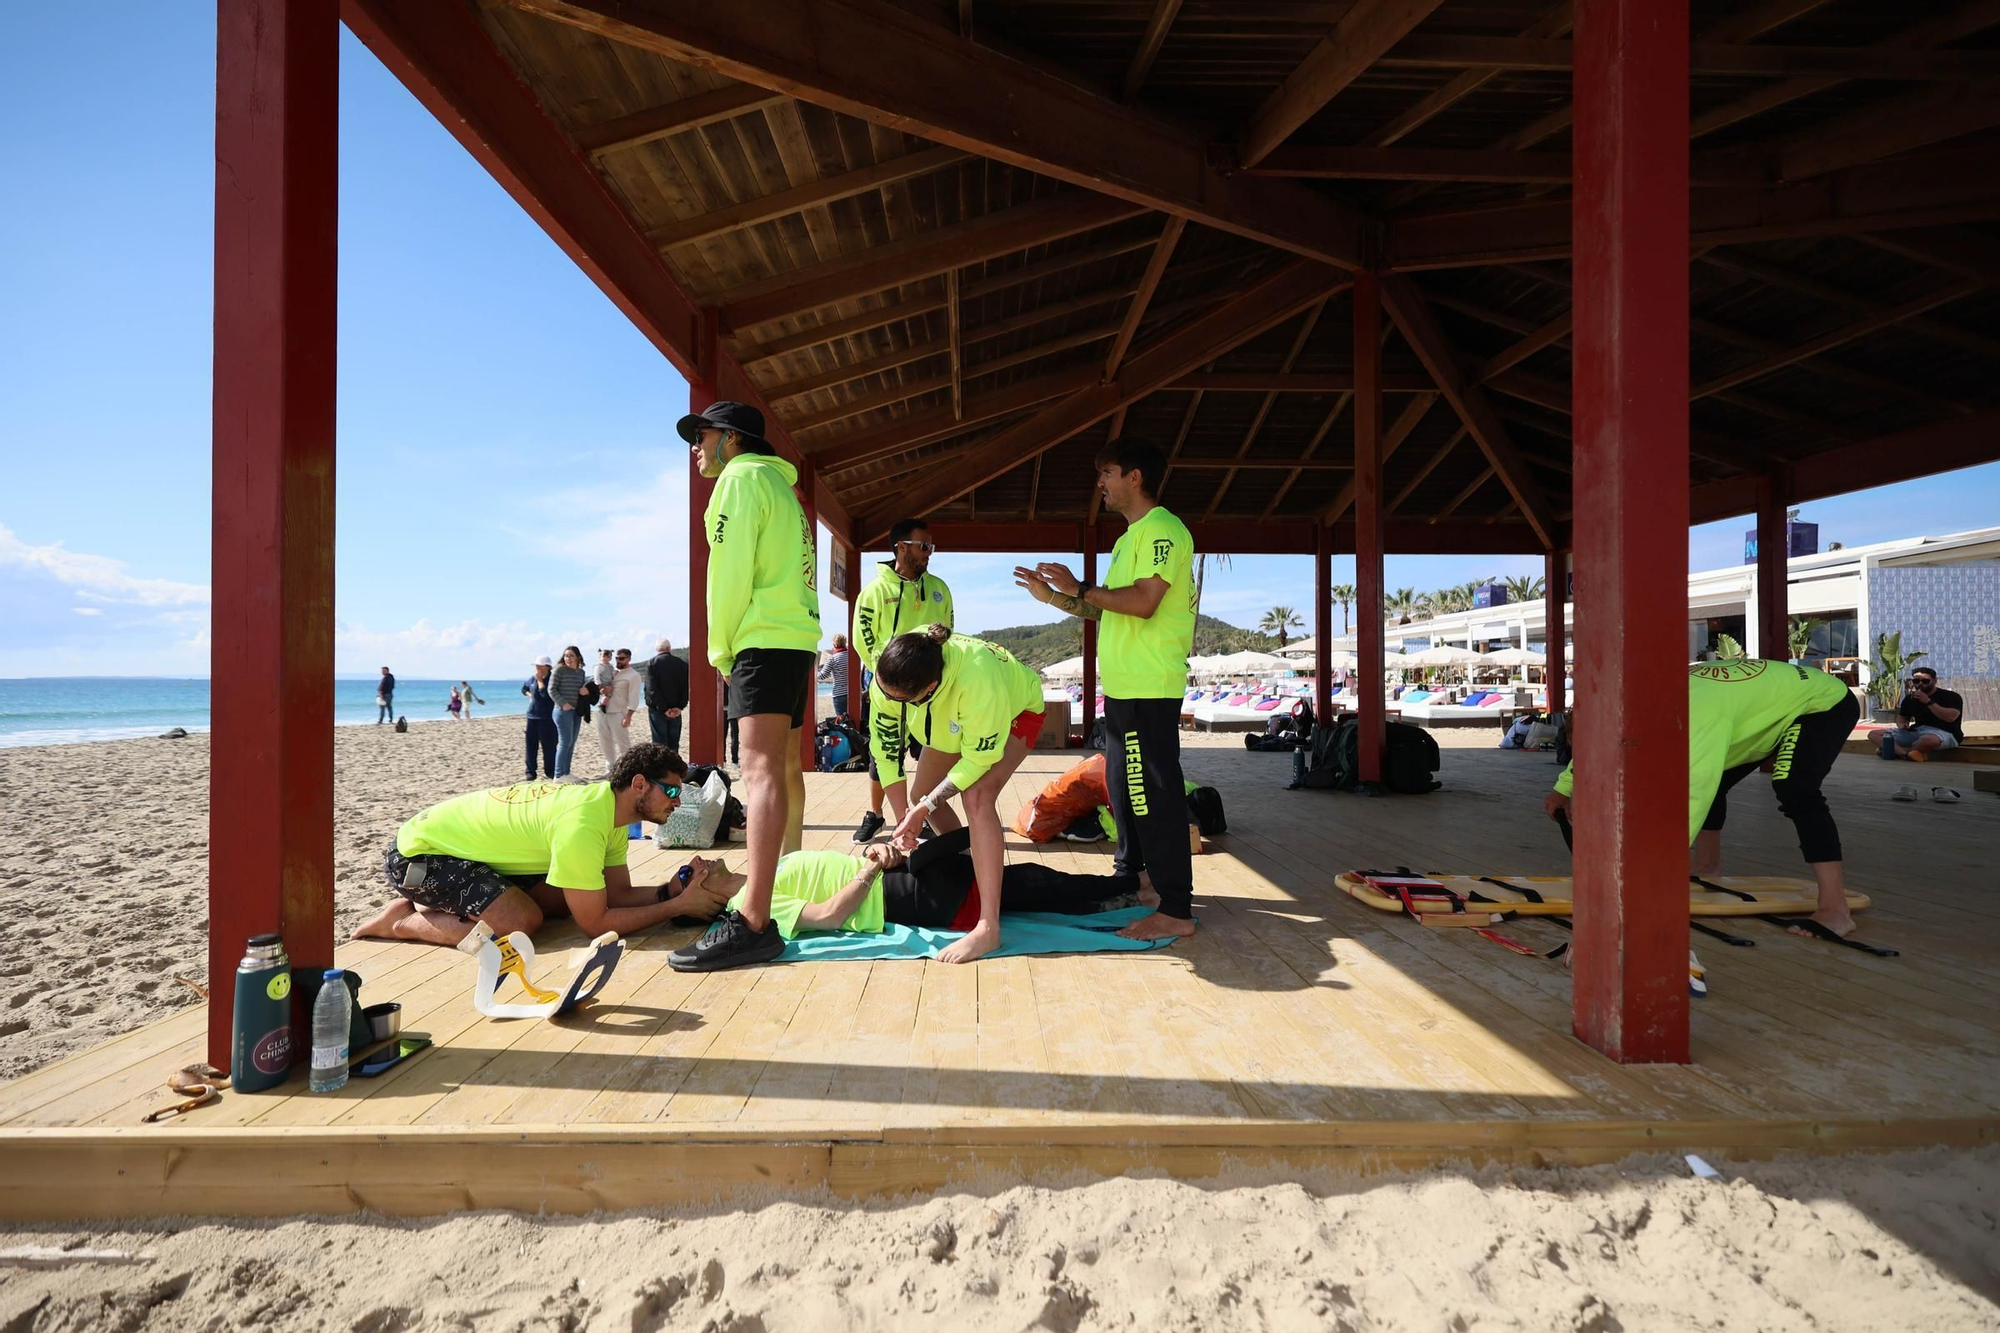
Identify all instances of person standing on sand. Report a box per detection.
[670,401,819,972]
[376,666,396,724]
[352,744,731,947]
[1015,437,1199,944]
[550,646,588,780]
[644,637,689,752]
[460,681,485,717]
[447,685,464,721]
[598,648,642,776]
[521,656,558,780]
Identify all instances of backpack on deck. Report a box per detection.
[1296,719,1358,790]
[1383,721,1442,795]
[813,718,869,773]
[1183,784,1227,836]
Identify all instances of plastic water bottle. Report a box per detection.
[309,968,352,1093]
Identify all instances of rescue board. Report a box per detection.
[1335,872,1870,918]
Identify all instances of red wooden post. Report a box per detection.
[843,541,863,714]
[798,459,819,771]
[1082,524,1099,741]
[208,0,339,1068]
[1572,0,1691,1063]
[1352,272,1386,785]
[686,370,722,766]
[1545,550,1567,715]
[1756,474,1789,659]
[1314,523,1333,723]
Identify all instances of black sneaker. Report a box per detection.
[852,811,886,843]
[668,910,784,972]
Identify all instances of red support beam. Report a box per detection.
[208,0,339,1068]
[1755,474,1790,659]
[1571,0,1691,1063]
[686,370,724,767]
[843,543,863,717]
[1353,271,1387,787]
[1314,524,1334,724]
[1544,550,1567,715]
[1082,528,1099,742]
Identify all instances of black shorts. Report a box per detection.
[728,647,815,728]
[381,840,537,921]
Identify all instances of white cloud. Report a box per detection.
[0,524,209,607]
[72,606,102,616]
[334,616,670,678]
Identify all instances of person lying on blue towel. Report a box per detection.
[683,828,1154,941]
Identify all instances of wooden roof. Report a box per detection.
[395,0,2000,547]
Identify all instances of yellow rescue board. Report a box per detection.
[1335,872,1870,918]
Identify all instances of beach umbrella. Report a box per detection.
[1400,645,1496,670]
[1041,656,1085,682]
[1483,646,1545,667]
[1201,650,1297,677]
[1273,636,1317,659]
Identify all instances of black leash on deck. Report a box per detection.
[1551,812,1756,948]
[1688,875,1899,957]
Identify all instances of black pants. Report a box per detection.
[524,716,557,779]
[880,829,1137,927]
[1102,696,1193,919]
[649,707,683,753]
[1702,691,1857,864]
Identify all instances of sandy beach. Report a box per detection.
[2,721,1997,1330]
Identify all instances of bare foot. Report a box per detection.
[1787,910,1856,939]
[352,898,414,941]
[938,920,1001,965]
[1135,870,1160,910]
[1116,911,1197,942]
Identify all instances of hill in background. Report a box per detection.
[982,614,1281,671]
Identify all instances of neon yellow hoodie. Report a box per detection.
[903,634,1044,792]
[853,561,953,672]
[703,452,821,673]
[1554,660,1850,844]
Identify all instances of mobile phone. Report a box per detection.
[401,859,429,890]
[352,1035,433,1078]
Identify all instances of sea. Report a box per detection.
[0,677,844,749]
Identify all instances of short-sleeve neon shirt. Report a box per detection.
[1100,504,1196,699]
[904,634,1045,791]
[1553,660,1851,844]
[729,850,885,939]
[395,781,629,891]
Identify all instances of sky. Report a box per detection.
[2,5,1995,678]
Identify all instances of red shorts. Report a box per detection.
[1009,709,1045,745]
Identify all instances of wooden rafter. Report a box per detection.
[648,146,968,250]
[1362,1,1571,148]
[571,84,784,157]
[1122,0,1183,103]
[1261,393,1352,519]
[860,260,1349,540]
[516,0,1365,267]
[1388,426,1470,513]
[1857,227,2000,289]
[1322,391,1440,521]
[1203,298,1327,519]
[1375,37,2000,80]
[1377,275,1556,547]
[1473,312,1570,383]
[1691,282,1981,402]
[720,193,1146,330]
[787,322,1122,432]
[945,269,964,421]
[1703,251,2000,360]
[1432,465,1495,521]
[1172,372,1432,392]
[813,368,1099,471]
[1103,217,1185,380]
[1238,0,1447,168]
[1087,407,1126,526]
[1249,145,1760,187]
[1772,80,2000,183]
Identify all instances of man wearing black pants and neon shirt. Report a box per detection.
[1545,659,1862,941]
[1015,437,1198,943]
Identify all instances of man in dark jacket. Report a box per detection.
[377,666,396,724]
[645,636,691,753]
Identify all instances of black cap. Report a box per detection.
[676,400,766,445]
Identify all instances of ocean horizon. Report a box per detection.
[0,676,841,749]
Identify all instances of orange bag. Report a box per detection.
[1011,753,1110,843]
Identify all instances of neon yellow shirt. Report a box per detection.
[703,452,821,673]
[903,634,1044,792]
[853,562,953,672]
[395,781,629,891]
[1100,504,1196,699]
[729,850,885,939]
[1554,661,1852,844]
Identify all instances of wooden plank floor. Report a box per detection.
[3,737,1995,1217]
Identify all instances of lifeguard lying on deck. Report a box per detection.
[1544,660,1862,941]
[353,744,729,947]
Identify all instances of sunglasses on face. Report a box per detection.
[896,680,941,707]
[652,780,682,800]
[898,540,936,553]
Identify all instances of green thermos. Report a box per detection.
[231,933,295,1093]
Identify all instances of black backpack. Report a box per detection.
[1183,785,1227,836]
[1296,720,1358,790]
[1384,721,1442,795]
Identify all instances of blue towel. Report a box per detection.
[775,905,1181,962]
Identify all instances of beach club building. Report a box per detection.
[1358,527,2000,719]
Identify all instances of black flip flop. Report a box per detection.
[1768,914,1899,957]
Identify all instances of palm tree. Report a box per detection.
[1331,583,1356,635]
[1260,606,1303,647]
[1192,551,1232,622]
[1387,587,1419,624]
[1504,574,1547,603]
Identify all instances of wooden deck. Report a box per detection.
[3,740,1995,1219]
